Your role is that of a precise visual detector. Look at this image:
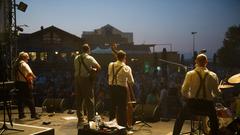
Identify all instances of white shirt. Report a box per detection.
[74,53,99,77]
[108,60,134,88]
[17,60,33,82]
[181,66,221,100]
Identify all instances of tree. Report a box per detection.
[217,25,240,68]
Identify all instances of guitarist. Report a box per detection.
[14,52,39,119]
[108,49,135,129]
[74,44,101,129]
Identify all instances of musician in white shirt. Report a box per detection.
[74,44,101,128]
[173,54,221,135]
[108,50,134,127]
[14,51,39,119]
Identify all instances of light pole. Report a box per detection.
[191,32,197,62]
[191,32,197,55]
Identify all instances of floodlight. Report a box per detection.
[17,2,28,12]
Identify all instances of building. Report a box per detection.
[17,25,85,72]
[82,24,133,48]
[17,25,181,75]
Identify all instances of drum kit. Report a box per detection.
[218,73,240,90]
[211,73,240,134]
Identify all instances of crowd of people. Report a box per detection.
[13,44,240,134]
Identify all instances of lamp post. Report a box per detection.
[191,32,197,62]
[191,32,197,55]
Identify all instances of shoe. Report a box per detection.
[19,115,26,119]
[161,118,170,122]
[77,123,84,129]
[127,130,134,135]
[77,118,88,129]
[126,126,133,131]
[67,109,74,114]
[77,121,88,129]
[31,114,40,119]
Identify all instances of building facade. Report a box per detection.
[82,24,133,48]
[17,25,85,72]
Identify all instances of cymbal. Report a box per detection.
[218,84,234,89]
[228,73,240,84]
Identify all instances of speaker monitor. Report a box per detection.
[42,98,66,113]
[133,104,160,122]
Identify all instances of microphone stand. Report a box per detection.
[131,59,151,128]
[158,58,187,73]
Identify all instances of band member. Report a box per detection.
[74,44,101,128]
[108,50,134,127]
[173,53,221,135]
[14,51,39,119]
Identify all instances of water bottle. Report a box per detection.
[94,112,101,130]
[42,106,47,113]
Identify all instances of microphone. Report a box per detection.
[131,58,138,62]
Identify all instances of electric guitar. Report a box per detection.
[26,74,34,89]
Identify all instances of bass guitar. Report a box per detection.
[111,43,136,127]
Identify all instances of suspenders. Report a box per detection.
[195,70,209,98]
[111,64,123,85]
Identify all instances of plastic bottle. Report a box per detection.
[94,112,101,130]
[42,106,47,113]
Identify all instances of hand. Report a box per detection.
[111,43,117,50]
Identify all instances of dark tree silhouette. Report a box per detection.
[217,25,240,68]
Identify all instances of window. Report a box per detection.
[28,52,37,61]
[43,32,61,44]
[40,52,47,61]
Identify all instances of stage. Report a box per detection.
[0,107,194,135]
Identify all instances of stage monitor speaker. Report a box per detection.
[133,104,160,122]
[42,98,66,113]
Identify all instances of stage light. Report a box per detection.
[144,62,150,73]
[17,2,28,12]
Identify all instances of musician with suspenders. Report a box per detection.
[173,53,221,135]
[108,50,135,128]
[74,44,101,129]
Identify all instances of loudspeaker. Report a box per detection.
[42,98,66,113]
[133,104,160,122]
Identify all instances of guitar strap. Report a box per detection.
[17,61,28,82]
[78,55,91,75]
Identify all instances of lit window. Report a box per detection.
[28,52,37,61]
[40,52,47,61]
[60,53,67,58]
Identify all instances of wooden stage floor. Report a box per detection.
[0,107,194,135]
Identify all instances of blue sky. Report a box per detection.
[17,0,240,58]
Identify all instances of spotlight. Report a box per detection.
[17,2,28,12]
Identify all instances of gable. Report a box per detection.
[17,26,84,51]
